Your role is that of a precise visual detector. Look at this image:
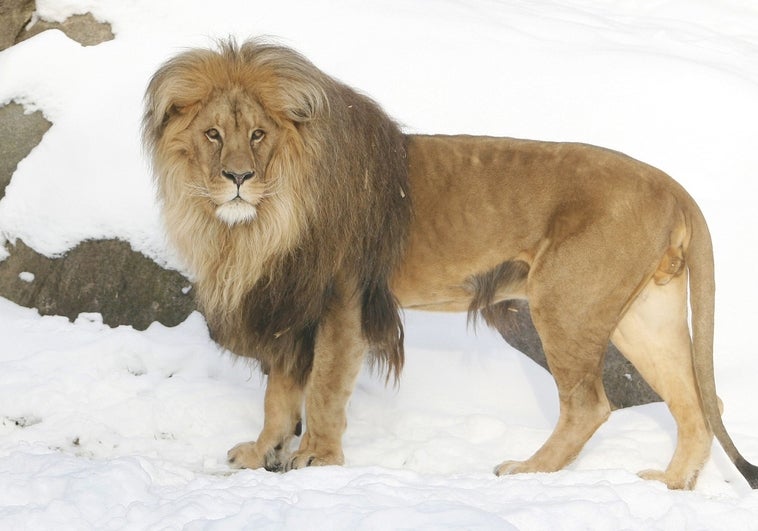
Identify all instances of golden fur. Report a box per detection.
[144,39,758,489]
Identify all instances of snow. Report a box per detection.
[1,0,758,528]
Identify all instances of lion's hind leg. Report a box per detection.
[493,231,647,478]
[228,367,304,472]
[495,304,612,477]
[494,272,617,475]
[611,271,711,490]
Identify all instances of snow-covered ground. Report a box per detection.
[2,0,758,528]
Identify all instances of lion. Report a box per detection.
[143,38,758,490]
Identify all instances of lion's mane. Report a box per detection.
[143,39,411,383]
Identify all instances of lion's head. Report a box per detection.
[179,91,281,226]
[143,42,332,275]
[143,39,410,383]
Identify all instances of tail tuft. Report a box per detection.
[735,457,758,489]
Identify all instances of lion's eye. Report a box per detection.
[205,128,221,142]
[251,129,265,143]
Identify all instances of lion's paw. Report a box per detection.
[228,441,287,472]
[285,449,344,471]
[638,468,696,490]
[494,459,532,477]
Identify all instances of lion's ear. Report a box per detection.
[278,81,328,124]
[143,75,169,143]
[237,40,328,124]
[143,52,213,143]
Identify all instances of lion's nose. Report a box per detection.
[222,169,255,187]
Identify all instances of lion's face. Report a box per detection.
[188,90,281,226]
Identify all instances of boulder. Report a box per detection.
[18,12,114,47]
[0,102,51,197]
[0,0,34,51]
[0,0,114,51]
[0,239,195,330]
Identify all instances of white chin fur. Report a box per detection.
[216,201,258,225]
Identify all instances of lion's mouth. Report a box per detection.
[215,198,258,226]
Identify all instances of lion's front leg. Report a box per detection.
[286,293,366,470]
[228,367,304,472]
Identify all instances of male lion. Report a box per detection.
[143,39,758,490]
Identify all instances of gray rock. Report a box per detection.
[0,239,196,330]
[0,0,34,51]
[485,299,661,409]
[0,97,193,333]
[0,1,114,51]
[0,102,52,198]
[18,12,114,47]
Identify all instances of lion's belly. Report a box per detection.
[390,232,532,312]
[390,273,478,312]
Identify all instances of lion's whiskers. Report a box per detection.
[184,183,211,198]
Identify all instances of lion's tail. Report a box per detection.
[687,199,758,488]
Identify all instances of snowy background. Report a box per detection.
[2,0,758,528]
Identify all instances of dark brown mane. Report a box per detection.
[234,75,411,384]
